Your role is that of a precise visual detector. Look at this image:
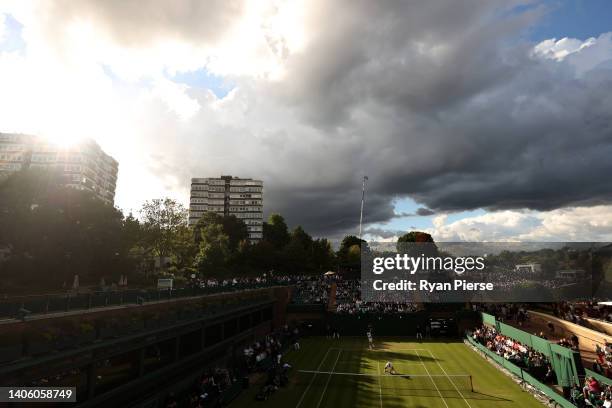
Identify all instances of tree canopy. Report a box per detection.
[397,231,437,256]
[0,169,359,292]
[263,213,290,249]
[0,169,136,291]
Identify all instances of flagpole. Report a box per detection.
[358,176,368,240]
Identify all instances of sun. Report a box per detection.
[42,133,84,149]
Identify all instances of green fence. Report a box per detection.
[584,368,612,387]
[482,312,497,327]
[466,336,576,408]
[480,312,582,386]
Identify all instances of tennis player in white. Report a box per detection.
[384,361,396,375]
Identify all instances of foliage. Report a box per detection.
[397,231,434,243]
[312,238,336,272]
[0,169,348,291]
[337,235,366,271]
[139,198,189,259]
[0,169,134,290]
[396,230,438,256]
[263,213,290,249]
[194,220,231,275]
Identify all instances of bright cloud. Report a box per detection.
[533,32,612,75]
[429,206,612,242]
[0,13,6,43]
[1,1,612,241]
[533,36,597,61]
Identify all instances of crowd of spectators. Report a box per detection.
[195,274,299,290]
[164,324,301,407]
[334,278,418,315]
[554,302,612,325]
[240,325,299,372]
[165,368,234,408]
[474,302,612,382]
[249,324,300,402]
[547,302,612,380]
[334,279,359,303]
[486,276,562,292]
[290,275,332,304]
[288,275,420,314]
[472,325,554,383]
[470,266,591,293]
[335,300,418,315]
[473,302,584,350]
[571,377,612,407]
[593,341,612,379]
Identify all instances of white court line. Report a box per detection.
[426,349,473,408]
[295,347,331,408]
[316,349,342,408]
[297,371,461,378]
[415,349,449,408]
[377,361,383,408]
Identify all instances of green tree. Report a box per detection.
[337,235,366,271]
[283,226,314,271]
[193,212,223,244]
[338,235,366,256]
[396,231,437,256]
[0,169,131,290]
[290,226,313,250]
[139,198,188,262]
[397,231,434,243]
[221,215,249,251]
[122,213,142,249]
[263,213,290,249]
[169,225,198,275]
[194,223,230,276]
[194,213,248,251]
[244,240,276,272]
[312,238,336,272]
[192,212,252,275]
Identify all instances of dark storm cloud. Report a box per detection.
[395,208,436,217]
[368,67,612,213]
[199,1,610,236]
[263,186,395,239]
[363,227,404,239]
[257,0,612,234]
[416,208,436,216]
[272,0,543,126]
[46,0,612,237]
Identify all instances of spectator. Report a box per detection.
[472,325,553,382]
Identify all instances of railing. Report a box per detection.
[0,300,272,366]
[0,282,285,319]
[584,316,612,336]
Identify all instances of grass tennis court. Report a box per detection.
[232,337,545,407]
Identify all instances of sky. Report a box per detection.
[1,0,612,242]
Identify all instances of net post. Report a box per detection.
[470,375,473,392]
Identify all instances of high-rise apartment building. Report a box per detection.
[189,176,263,241]
[0,133,118,205]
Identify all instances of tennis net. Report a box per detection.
[295,370,474,392]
